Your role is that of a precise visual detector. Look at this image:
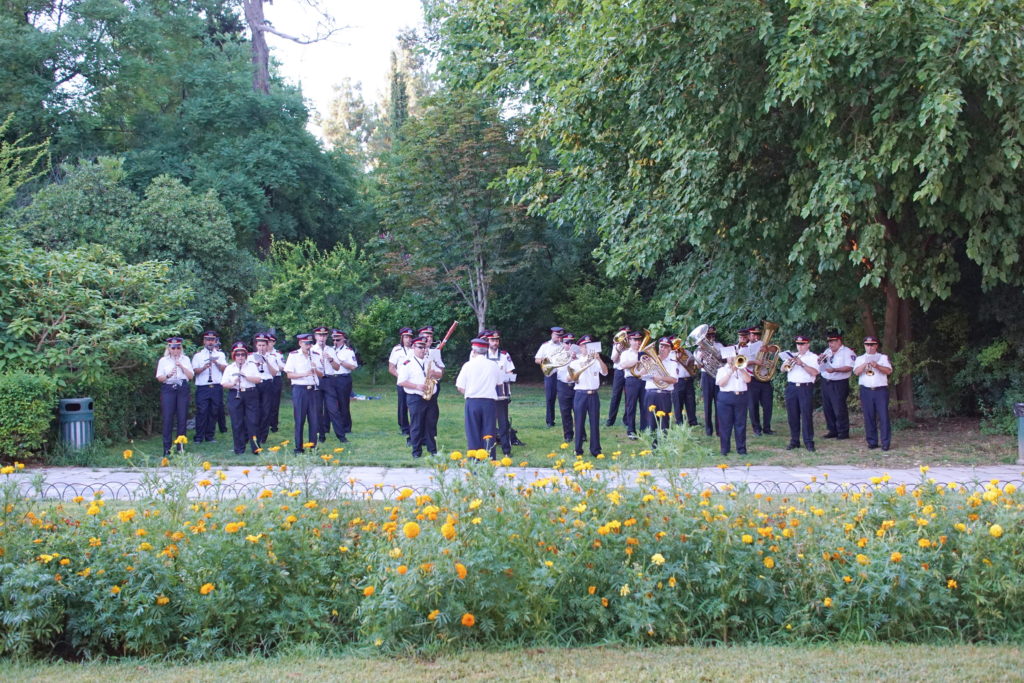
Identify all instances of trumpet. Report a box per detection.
[863,353,880,376]
[730,354,748,370]
[817,349,834,367]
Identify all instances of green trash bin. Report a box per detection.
[59,398,94,450]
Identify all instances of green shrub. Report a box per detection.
[0,372,58,459]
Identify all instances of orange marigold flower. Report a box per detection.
[890,551,903,563]
[461,612,476,627]
[403,521,421,539]
[397,565,408,575]
[156,595,170,606]
[588,585,597,595]
[110,585,121,595]
[427,609,440,621]
[363,585,375,597]
[763,556,775,569]
[199,582,215,595]
[455,562,468,579]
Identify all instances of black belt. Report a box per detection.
[861,385,888,391]
[724,390,746,395]
[648,389,671,394]
[196,383,219,387]
[297,385,318,390]
[823,377,850,382]
[164,382,185,388]
[788,382,812,387]
[576,390,597,395]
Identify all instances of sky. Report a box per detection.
[262,0,426,140]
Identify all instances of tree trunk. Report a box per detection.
[882,277,915,419]
[242,0,271,94]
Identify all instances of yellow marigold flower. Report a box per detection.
[456,563,468,579]
[588,585,597,595]
[843,575,852,583]
[396,488,413,501]
[856,554,870,565]
[668,576,677,587]
[389,547,403,559]
[620,584,631,596]
[303,442,315,449]
[285,515,297,524]
[156,595,169,606]
[947,579,958,589]
[450,451,463,461]
[138,542,153,551]
[304,500,318,509]
[174,435,188,445]
[441,522,457,540]
[823,597,833,608]
[918,538,931,548]
[338,545,349,553]
[224,522,245,534]
[403,521,421,539]
[198,479,212,488]
[246,534,262,543]
[122,449,133,460]
[650,553,666,566]
[648,404,656,412]
[118,509,136,523]
[501,456,513,467]
[419,562,434,573]
[363,585,375,597]
[88,537,101,547]
[461,612,476,627]
[397,565,408,575]
[59,558,70,566]
[741,534,753,544]
[258,489,273,499]
[468,498,482,510]
[1004,484,1017,495]
[428,609,440,621]
[989,524,1004,538]
[763,557,775,569]
[199,582,215,595]
[890,551,903,563]
[601,597,609,608]
[655,410,666,418]
[110,585,121,595]
[86,504,101,516]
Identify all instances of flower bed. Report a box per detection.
[1,457,1022,659]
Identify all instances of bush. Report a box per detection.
[0,372,57,459]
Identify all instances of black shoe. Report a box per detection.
[546,423,555,428]
[628,433,638,440]
[753,431,763,437]
[412,453,421,458]
[737,450,747,455]
[270,427,279,433]
[338,436,348,443]
[824,433,838,439]
[705,431,714,437]
[605,420,614,427]
[406,437,412,446]
[806,446,816,452]
[512,438,525,446]
[430,452,438,457]
[234,450,244,455]
[868,444,879,450]
[881,446,890,452]
[720,451,730,457]
[837,435,849,440]
[294,449,304,455]
[763,429,774,435]
[786,444,798,450]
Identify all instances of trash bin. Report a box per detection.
[1015,403,1024,465]
[59,398,94,450]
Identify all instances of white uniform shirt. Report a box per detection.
[696,341,725,376]
[611,345,625,371]
[745,339,763,359]
[855,353,892,388]
[221,360,260,390]
[156,355,190,385]
[619,348,641,374]
[669,350,696,379]
[487,348,516,399]
[785,350,820,384]
[335,345,358,375]
[456,354,502,399]
[396,356,428,396]
[428,347,445,372]
[716,365,750,393]
[266,349,284,377]
[572,357,606,391]
[644,356,678,391]
[284,349,321,387]
[389,344,413,368]
[250,351,275,381]
[820,345,857,381]
[191,348,225,386]
[535,340,563,363]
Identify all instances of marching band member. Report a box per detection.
[265,332,284,433]
[220,342,262,455]
[312,326,333,442]
[284,332,324,453]
[854,335,893,451]
[556,332,579,443]
[388,327,415,441]
[191,331,226,443]
[456,337,503,457]
[535,326,565,428]
[396,336,440,458]
[605,326,631,427]
[419,326,446,446]
[819,330,856,440]
[318,327,345,444]
[784,334,820,451]
[332,330,358,440]
[695,325,724,437]
[644,338,679,437]
[252,333,279,446]
[155,336,194,456]
[485,330,517,457]
[745,325,774,436]
[716,346,751,456]
[571,334,608,456]
[670,335,699,428]
[620,331,645,439]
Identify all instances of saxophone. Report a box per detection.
[422,356,437,400]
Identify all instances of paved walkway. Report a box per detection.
[9,463,1024,500]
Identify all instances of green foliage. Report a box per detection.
[0,372,57,459]
[0,113,48,210]
[250,239,379,340]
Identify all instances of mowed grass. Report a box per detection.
[85,379,1016,469]
[5,643,1023,682]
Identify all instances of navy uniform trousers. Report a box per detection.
[821,378,851,438]
[785,382,815,449]
[673,377,698,426]
[292,385,321,451]
[646,388,673,447]
[605,368,625,426]
[860,386,891,449]
[464,397,497,456]
[623,375,645,436]
[337,374,354,435]
[544,373,558,427]
[717,389,749,455]
[318,375,335,440]
[396,386,410,435]
[748,379,773,434]
[160,382,190,455]
[321,375,348,441]
[573,390,602,456]
[269,375,283,432]
[194,383,221,442]
[701,372,719,436]
[255,381,275,444]
[557,380,576,441]
[227,387,260,454]
[407,393,435,457]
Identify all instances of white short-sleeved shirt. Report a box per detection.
[191,348,225,385]
[389,344,412,367]
[821,345,857,381]
[535,340,563,362]
[456,354,501,399]
[785,350,820,384]
[573,357,606,391]
[284,349,320,386]
[250,351,276,381]
[855,353,892,388]
[619,348,641,373]
[156,355,189,385]
[335,345,358,375]
[716,365,749,393]
[396,355,428,396]
[221,360,260,390]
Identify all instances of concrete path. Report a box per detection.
[8,463,1024,500]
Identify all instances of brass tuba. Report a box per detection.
[685,324,724,375]
[541,344,572,377]
[751,320,782,382]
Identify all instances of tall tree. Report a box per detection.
[376,92,544,333]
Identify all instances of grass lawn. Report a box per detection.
[73,379,1015,469]
[5,643,1022,681]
